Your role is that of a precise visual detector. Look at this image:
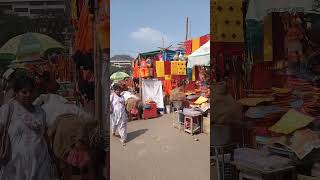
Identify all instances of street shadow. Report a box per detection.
[127,129,148,142]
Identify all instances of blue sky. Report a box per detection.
[110,0,210,58]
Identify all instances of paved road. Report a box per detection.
[110,113,210,180]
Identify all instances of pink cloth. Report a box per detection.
[66,144,90,167]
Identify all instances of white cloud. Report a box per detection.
[130,27,170,47]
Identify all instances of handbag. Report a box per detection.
[0,103,13,166]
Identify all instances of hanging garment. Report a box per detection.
[212,0,244,43]
[133,65,139,78]
[187,68,193,80]
[156,61,165,78]
[192,38,201,52]
[171,61,179,75]
[177,61,187,75]
[164,61,171,75]
[264,14,273,61]
[185,40,193,55]
[246,20,263,62]
[140,68,149,77]
[272,13,285,60]
[163,80,173,96]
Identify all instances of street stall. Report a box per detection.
[212,0,320,179]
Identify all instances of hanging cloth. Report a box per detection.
[156,61,165,78]
[164,61,171,75]
[192,38,201,52]
[163,80,173,96]
[185,40,193,55]
[171,61,179,75]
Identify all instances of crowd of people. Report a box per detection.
[0,67,101,179]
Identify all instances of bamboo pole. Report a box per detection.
[93,0,102,131]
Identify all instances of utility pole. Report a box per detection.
[186,17,189,41]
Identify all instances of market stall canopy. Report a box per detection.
[246,0,314,21]
[110,72,130,81]
[187,41,210,68]
[0,32,64,63]
[138,50,177,60]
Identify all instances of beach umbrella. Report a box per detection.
[0,32,64,63]
[110,72,130,81]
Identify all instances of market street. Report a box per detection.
[110,113,210,180]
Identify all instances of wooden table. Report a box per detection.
[231,161,297,180]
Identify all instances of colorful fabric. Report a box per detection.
[140,67,149,77]
[171,61,179,75]
[269,109,314,135]
[264,14,273,61]
[165,75,171,80]
[200,34,210,46]
[163,80,173,96]
[133,65,139,78]
[177,61,186,75]
[185,40,192,55]
[164,61,171,75]
[192,38,201,52]
[192,67,196,81]
[156,61,165,78]
[212,0,244,43]
[246,20,263,62]
[71,0,78,20]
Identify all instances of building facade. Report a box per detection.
[110,59,132,68]
[0,0,65,17]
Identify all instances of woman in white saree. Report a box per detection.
[110,84,128,146]
[0,76,57,180]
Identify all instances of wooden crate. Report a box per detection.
[203,116,210,134]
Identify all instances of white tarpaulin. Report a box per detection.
[142,79,164,109]
[246,0,314,21]
[187,41,210,68]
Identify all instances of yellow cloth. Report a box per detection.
[156,61,165,78]
[192,67,196,81]
[192,38,200,52]
[237,97,274,106]
[171,61,179,75]
[194,96,208,105]
[211,0,244,43]
[165,75,171,80]
[264,15,273,61]
[177,61,186,75]
[269,109,314,135]
[71,0,77,19]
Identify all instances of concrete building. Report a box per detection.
[110,59,132,68]
[0,0,65,17]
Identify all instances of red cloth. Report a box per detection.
[200,34,210,46]
[184,40,192,55]
[251,62,273,90]
[164,61,171,75]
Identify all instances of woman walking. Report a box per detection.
[110,84,128,146]
[0,75,57,180]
